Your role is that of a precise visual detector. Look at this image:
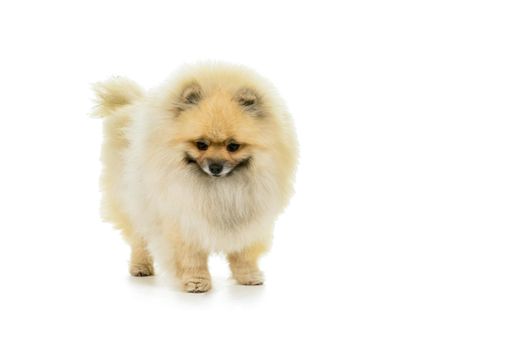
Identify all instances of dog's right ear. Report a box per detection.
[174,83,202,112]
[234,87,264,117]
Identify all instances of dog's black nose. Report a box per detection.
[209,163,223,175]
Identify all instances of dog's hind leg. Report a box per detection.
[121,224,154,277]
[128,236,155,277]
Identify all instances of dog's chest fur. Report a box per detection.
[160,170,279,252]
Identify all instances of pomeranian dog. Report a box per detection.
[92,63,297,292]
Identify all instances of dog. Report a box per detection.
[93,63,297,292]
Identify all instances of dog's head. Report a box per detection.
[143,63,297,199]
[173,82,264,178]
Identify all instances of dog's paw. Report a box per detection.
[234,270,264,286]
[129,263,154,277]
[183,276,212,293]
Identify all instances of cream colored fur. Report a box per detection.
[93,63,297,292]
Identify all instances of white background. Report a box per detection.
[0,1,522,349]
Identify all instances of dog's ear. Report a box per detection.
[235,88,263,115]
[174,83,202,111]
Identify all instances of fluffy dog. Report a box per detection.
[93,63,297,292]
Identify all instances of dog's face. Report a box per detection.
[171,83,266,178]
[140,65,297,215]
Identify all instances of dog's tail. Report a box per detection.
[93,77,143,226]
[92,77,143,118]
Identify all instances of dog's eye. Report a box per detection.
[196,141,208,151]
[226,142,240,152]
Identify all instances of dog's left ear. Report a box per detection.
[235,88,263,115]
[174,83,202,112]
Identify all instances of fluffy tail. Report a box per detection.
[94,77,143,226]
[92,77,143,118]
